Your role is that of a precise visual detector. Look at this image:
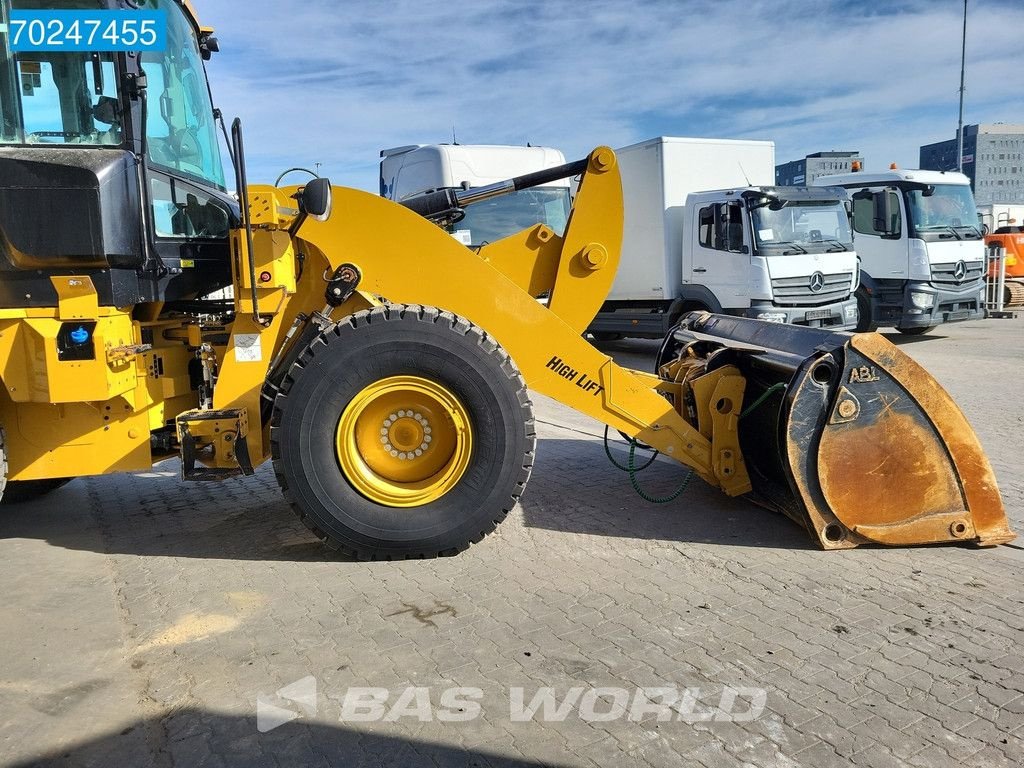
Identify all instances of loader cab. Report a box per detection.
[0,0,236,309]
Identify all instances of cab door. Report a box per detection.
[850,187,907,279]
[690,201,750,309]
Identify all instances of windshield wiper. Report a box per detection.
[822,240,849,252]
[760,240,809,254]
[773,241,808,254]
[918,225,961,240]
[953,225,982,239]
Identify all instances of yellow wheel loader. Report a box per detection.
[0,0,1014,556]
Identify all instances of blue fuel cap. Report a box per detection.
[70,326,90,345]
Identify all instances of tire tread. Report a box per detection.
[270,304,535,560]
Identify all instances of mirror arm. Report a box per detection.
[288,210,308,237]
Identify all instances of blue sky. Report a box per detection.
[196,0,1024,192]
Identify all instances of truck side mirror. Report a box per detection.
[872,191,897,236]
[726,202,746,252]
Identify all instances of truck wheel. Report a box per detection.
[854,291,877,333]
[271,304,535,559]
[897,326,934,336]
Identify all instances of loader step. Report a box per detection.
[177,408,255,481]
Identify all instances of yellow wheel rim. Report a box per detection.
[336,376,473,507]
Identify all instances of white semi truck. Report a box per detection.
[380,144,572,247]
[590,137,858,338]
[814,168,986,334]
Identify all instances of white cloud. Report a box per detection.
[196,0,1024,190]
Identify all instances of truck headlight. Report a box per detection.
[757,312,787,323]
[845,304,857,320]
[910,291,935,309]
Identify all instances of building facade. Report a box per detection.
[775,151,863,186]
[919,123,1024,205]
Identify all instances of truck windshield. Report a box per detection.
[0,1,123,146]
[453,187,571,246]
[906,184,981,239]
[752,202,853,253]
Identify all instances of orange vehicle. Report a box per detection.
[985,225,1024,308]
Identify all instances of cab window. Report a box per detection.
[150,174,230,240]
[852,190,901,236]
[699,203,743,252]
[138,0,225,189]
[1,1,124,146]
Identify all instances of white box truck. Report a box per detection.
[814,168,986,334]
[589,137,858,338]
[380,144,572,246]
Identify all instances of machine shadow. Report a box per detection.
[0,463,339,563]
[0,438,813,561]
[8,709,565,768]
[520,438,814,551]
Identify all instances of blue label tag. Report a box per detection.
[7,10,167,52]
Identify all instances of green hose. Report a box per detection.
[603,425,657,472]
[603,425,693,504]
[603,381,786,505]
[626,441,695,503]
[739,382,787,419]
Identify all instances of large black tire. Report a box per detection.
[271,304,535,559]
[897,325,934,336]
[854,290,877,333]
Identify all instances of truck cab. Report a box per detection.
[590,183,859,339]
[380,144,571,247]
[814,169,986,334]
[681,186,858,326]
[585,137,857,339]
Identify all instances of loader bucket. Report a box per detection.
[667,314,1015,549]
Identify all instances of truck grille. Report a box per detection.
[931,261,985,285]
[771,272,853,306]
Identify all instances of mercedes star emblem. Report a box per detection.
[809,272,826,292]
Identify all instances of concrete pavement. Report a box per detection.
[1,317,1021,767]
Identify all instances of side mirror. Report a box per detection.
[200,34,220,60]
[726,203,745,252]
[872,191,897,236]
[299,178,333,221]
